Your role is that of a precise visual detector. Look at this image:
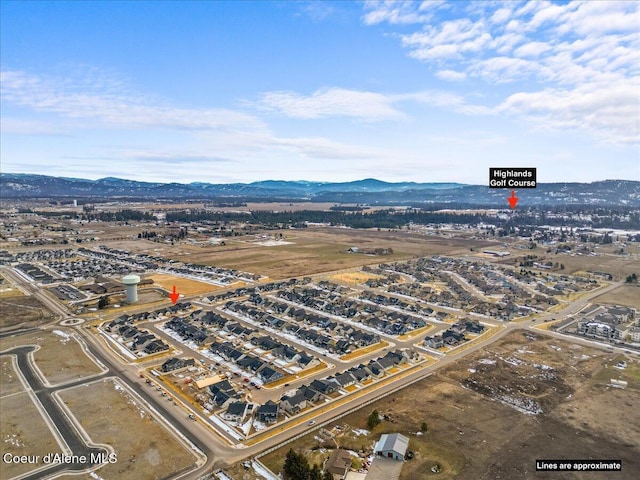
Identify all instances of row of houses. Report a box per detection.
[165,317,215,345]
[424,323,477,348]
[280,350,415,415]
[112,324,169,355]
[224,300,379,354]
[208,380,280,424]
[208,341,285,384]
[381,257,567,318]
[104,302,192,331]
[216,350,415,427]
[207,278,301,303]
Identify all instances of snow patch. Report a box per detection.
[52,329,71,344]
[252,460,279,480]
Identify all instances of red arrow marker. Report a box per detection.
[507,190,519,210]
[169,285,180,304]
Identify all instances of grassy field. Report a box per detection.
[148,273,223,296]
[138,228,499,280]
[58,378,198,480]
[0,293,56,331]
[0,330,104,386]
[0,356,25,397]
[0,391,63,479]
[330,271,383,285]
[592,285,640,309]
[259,331,640,480]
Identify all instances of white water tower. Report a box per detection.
[122,274,141,303]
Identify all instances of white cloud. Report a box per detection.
[0,69,264,132]
[363,0,437,25]
[258,87,489,120]
[435,69,467,81]
[360,0,640,144]
[258,88,405,121]
[491,7,512,24]
[497,79,640,144]
[469,56,540,83]
[1,67,402,180]
[0,118,71,136]
[514,41,553,58]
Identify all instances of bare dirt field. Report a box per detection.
[591,285,640,309]
[0,329,104,386]
[148,273,222,296]
[58,378,198,480]
[0,391,63,479]
[259,331,640,480]
[0,356,25,397]
[0,293,56,331]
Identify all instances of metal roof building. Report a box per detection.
[374,432,409,461]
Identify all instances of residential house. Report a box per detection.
[144,340,169,354]
[325,449,351,480]
[298,385,322,403]
[222,402,251,423]
[256,400,279,424]
[280,393,307,414]
[161,357,195,373]
[209,380,237,408]
[259,366,284,384]
[310,379,337,395]
[331,372,357,389]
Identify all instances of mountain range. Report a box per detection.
[1,173,638,207]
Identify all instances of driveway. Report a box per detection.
[365,457,403,480]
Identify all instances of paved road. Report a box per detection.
[1,345,107,480]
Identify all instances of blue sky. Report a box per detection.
[1,1,638,184]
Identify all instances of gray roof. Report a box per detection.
[226,402,248,416]
[375,433,409,455]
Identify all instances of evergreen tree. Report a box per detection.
[97,295,109,309]
[367,410,381,429]
[309,464,322,480]
[283,449,311,480]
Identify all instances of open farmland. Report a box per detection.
[0,329,104,386]
[259,331,640,480]
[592,285,640,309]
[57,378,199,480]
[177,228,496,280]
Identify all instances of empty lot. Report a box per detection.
[58,378,199,480]
[0,329,104,386]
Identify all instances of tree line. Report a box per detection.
[164,208,640,230]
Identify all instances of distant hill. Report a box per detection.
[1,173,638,207]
